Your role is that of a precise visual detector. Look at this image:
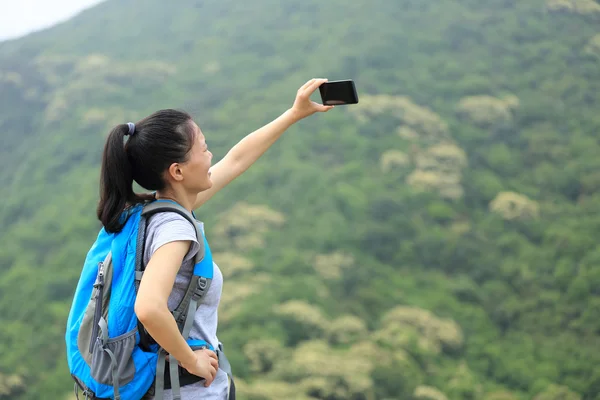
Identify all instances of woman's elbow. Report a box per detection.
[134,297,165,324]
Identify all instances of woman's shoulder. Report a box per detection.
[146,211,199,242]
[147,210,193,225]
[144,211,201,263]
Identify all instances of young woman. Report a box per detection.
[96,78,333,399]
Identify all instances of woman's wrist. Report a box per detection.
[179,349,198,371]
[284,107,303,124]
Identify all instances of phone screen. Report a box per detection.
[319,80,359,105]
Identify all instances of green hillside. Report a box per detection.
[1,0,600,399]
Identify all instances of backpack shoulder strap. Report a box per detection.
[140,200,205,264]
[138,200,214,400]
[137,200,211,329]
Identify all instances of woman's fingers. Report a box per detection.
[299,78,317,92]
[303,78,328,97]
[204,365,218,387]
[299,78,327,96]
[310,101,334,112]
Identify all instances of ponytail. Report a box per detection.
[97,124,152,233]
[96,110,195,232]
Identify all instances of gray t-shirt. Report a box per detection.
[143,212,228,400]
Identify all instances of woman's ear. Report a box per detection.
[167,163,184,182]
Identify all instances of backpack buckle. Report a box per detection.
[197,277,208,290]
[74,382,94,400]
[193,277,209,297]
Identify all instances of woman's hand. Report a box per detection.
[191,77,334,209]
[180,348,219,387]
[289,78,334,121]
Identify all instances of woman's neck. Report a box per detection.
[154,189,195,212]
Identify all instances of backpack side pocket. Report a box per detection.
[90,321,137,387]
[77,254,113,365]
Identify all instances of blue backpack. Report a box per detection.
[65,200,232,400]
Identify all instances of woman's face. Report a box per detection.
[182,122,213,192]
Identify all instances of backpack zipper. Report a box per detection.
[89,261,105,353]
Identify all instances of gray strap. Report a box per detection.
[135,271,143,281]
[97,319,121,400]
[226,375,231,400]
[174,277,211,331]
[154,350,167,400]
[181,299,198,341]
[103,347,121,400]
[172,266,206,327]
[216,344,234,400]
[170,357,181,400]
[172,277,199,325]
[98,317,109,345]
[169,292,201,400]
[169,285,210,399]
[134,215,147,292]
[217,343,233,378]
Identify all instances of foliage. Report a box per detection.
[0,373,25,399]
[533,384,582,400]
[584,34,600,58]
[1,0,599,399]
[414,386,449,400]
[456,95,520,128]
[546,0,600,15]
[489,191,540,220]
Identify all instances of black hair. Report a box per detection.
[97,109,196,233]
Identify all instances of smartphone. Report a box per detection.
[319,79,359,105]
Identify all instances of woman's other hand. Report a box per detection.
[180,348,219,387]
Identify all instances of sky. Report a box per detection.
[0,0,105,42]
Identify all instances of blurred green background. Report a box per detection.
[1,0,600,399]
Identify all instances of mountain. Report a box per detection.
[1,0,600,399]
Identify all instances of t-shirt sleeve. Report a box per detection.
[145,212,201,263]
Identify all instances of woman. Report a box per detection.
[96,78,333,399]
